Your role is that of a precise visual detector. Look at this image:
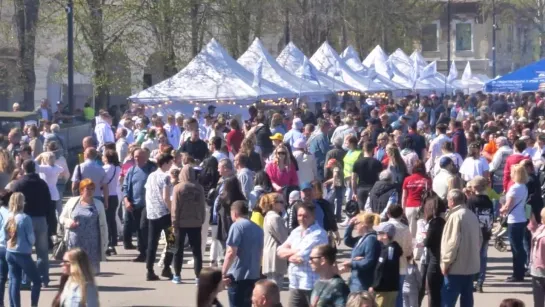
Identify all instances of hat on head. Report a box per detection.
[326,158,338,169]
[270,133,284,141]
[293,138,306,150]
[156,111,164,117]
[208,105,216,109]
[292,118,303,130]
[300,182,312,190]
[289,190,301,203]
[132,116,139,122]
[365,98,376,106]
[193,106,201,112]
[175,112,183,119]
[518,117,528,123]
[520,135,530,141]
[439,156,454,169]
[374,222,396,238]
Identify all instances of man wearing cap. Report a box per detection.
[293,139,317,186]
[370,222,402,307]
[283,118,305,149]
[193,106,205,128]
[432,157,456,201]
[207,105,217,118]
[308,118,330,180]
[441,189,482,307]
[164,114,181,149]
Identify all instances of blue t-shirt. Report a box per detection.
[313,200,325,229]
[123,162,156,208]
[226,218,264,281]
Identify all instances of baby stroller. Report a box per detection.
[492,221,508,252]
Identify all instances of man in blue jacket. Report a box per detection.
[308,119,330,180]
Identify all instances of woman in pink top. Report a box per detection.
[265,144,299,191]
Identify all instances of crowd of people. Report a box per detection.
[0,92,544,306]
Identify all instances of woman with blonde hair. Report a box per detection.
[0,148,15,189]
[3,192,41,307]
[52,248,99,307]
[385,145,408,186]
[270,113,286,136]
[59,179,108,275]
[342,212,381,292]
[500,163,529,282]
[346,291,378,307]
[240,138,262,172]
[265,144,298,192]
[260,193,289,287]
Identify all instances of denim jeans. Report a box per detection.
[7,251,41,307]
[106,195,119,247]
[396,274,406,307]
[30,217,49,285]
[508,222,527,280]
[441,274,474,307]
[331,186,345,221]
[476,240,489,286]
[0,249,7,306]
[227,279,257,307]
[123,206,148,255]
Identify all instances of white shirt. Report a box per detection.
[125,128,135,144]
[212,151,234,162]
[145,169,171,220]
[426,134,451,174]
[103,164,121,196]
[433,152,463,177]
[459,156,489,182]
[141,139,158,153]
[40,108,48,120]
[293,150,318,185]
[164,124,181,149]
[507,183,528,224]
[533,144,545,171]
[433,169,454,200]
[116,138,129,164]
[94,122,115,151]
[36,164,63,201]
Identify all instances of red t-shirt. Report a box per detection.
[226,129,244,154]
[402,173,432,208]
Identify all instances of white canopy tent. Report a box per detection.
[341,46,409,96]
[362,45,389,69]
[410,50,457,94]
[129,38,294,118]
[452,62,490,94]
[238,38,332,102]
[310,42,389,92]
[276,42,357,92]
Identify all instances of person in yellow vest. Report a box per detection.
[343,135,362,203]
[83,103,95,121]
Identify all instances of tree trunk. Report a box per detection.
[93,53,109,111]
[283,5,290,45]
[14,0,40,111]
[190,0,200,57]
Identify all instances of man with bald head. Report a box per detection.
[252,279,283,307]
[71,147,109,209]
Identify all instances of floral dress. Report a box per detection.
[67,202,101,274]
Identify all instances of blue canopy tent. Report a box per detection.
[485,59,545,92]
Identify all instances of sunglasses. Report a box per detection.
[309,256,322,261]
[277,152,287,155]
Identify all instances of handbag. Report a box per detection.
[51,197,80,260]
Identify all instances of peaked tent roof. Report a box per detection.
[362,45,389,68]
[238,38,331,102]
[386,49,437,91]
[130,38,293,104]
[410,50,428,68]
[451,61,489,93]
[310,42,389,91]
[341,46,409,92]
[276,42,356,91]
[484,59,545,92]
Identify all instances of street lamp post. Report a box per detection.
[446,0,451,92]
[492,0,497,78]
[66,0,74,114]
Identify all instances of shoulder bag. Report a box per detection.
[52,197,80,260]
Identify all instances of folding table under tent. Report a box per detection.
[276,42,357,93]
[310,42,390,93]
[238,38,333,104]
[129,38,295,118]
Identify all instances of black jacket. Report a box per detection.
[424,217,445,270]
[467,195,494,241]
[11,173,52,218]
[372,241,402,292]
[369,181,397,214]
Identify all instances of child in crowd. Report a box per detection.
[324,158,345,222]
[402,259,422,307]
[370,222,402,307]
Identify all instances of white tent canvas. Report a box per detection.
[238,38,331,102]
[276,42,357,92]
[311,42,389,92]
[452,61,490,94]
[341,46,409,95]
[129,38,294,117]
[362,45,389,68]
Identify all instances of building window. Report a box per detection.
[422,23,439,52]
[455,22,472,51]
